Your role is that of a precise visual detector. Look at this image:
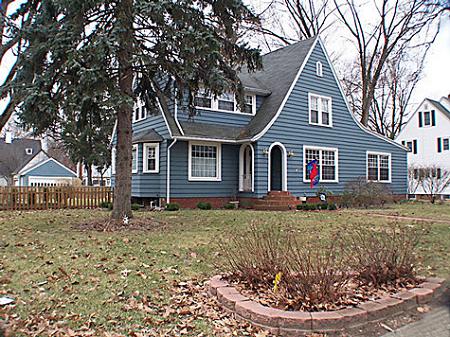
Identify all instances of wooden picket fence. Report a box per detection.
[0,186,113,211]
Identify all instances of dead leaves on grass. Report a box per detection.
[1,280,275,337]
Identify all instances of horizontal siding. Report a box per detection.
[255,42,407,197]
[25,160,76,178]
[170,141,240,197]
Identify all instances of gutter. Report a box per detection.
[166,138,177,204]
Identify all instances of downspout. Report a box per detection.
[174,90,184,136]
[166,138,177,204]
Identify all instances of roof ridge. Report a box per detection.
[260,36,318,58]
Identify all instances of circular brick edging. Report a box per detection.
[207,275,447,336]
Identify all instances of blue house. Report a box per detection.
[112,37,407,208]
[0,135,78,187]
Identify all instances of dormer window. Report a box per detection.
[132,98,147,123]
[316,61,323,77]
[194,89,256,115]
[25,148,33,155]
[419,109,435,127]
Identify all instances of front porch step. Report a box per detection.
[253,191,300,211]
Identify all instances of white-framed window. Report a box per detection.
[111,147,116,174]
[308,93,332,127]
[132,98,147,123]
[367,152,391,183]
[194,89,256,115]
[132,144,138,173]
[443,138,449,151]
[143,143,159,173]
[25,148,33,155]
[303,146,338,183]
[316,61,323,77]
[423,111,431,126]
[188,141,221,181]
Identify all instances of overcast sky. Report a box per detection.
[1,1,449,127]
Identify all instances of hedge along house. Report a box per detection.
[111,37,408,209]
[0,134,78,187]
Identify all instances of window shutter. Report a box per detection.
[413,140,417,154]
[418,111,423,127]
[437,138,442,152]
[431,110,436,126]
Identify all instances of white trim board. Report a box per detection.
[267,142,288,192]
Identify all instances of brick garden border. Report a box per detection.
[207,275,447,336]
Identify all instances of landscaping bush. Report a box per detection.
[197,201,212,210]
[296,203,317,211]
[165,202,180,211]
[327,203,337,210]
[223,203,235,210]
[318,203,329,210]
[131,203,141,211]
[100,201,112,209]
[218,222,289,286]
[340,177,394,208]
[339,223,422,286]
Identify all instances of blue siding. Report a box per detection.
[254,42,407,197]
[25,160,76,178]
[170,141,240,197]
[112,114,171,198]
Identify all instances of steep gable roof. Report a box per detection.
[0,138,42,176]
[428,98,450,120]
[160,37,318,141]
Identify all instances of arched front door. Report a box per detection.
[268,142,287,192]
[270,146,282,191]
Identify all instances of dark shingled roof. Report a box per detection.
[429,98,450,120]
[0,138,42,176]
[159,37,318,141]
[132,129,163,143]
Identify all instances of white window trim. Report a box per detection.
[143,143,160,173]
[302,145,339,183]
[188,141,222,182]
[366,151,392,183]
[267,142,288,192]
[132,98,147,123]
[111,147,116,175]
[132,144,138,174]
[308,93,333,127]
[316,61,323,77]
[194,91,257,116]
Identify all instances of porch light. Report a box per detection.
[262,148,269,155]
[288,150,295,157]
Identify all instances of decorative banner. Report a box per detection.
[307,159,319,188]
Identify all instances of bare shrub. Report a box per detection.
[340,177,394,208]
[281,235,350,310]
[340,223,422,287]
[218,222,289,287]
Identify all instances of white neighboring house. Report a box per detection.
[396,95,450,198]
[77,163,112,186]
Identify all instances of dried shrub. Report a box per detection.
[218,222,289,287]
[340,177,394,208]
[340,223,422,287]
[281,236,350,310]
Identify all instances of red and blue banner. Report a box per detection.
[307,159,319,188]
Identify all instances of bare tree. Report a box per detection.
[334,0,441,127]
[416,166,450,203]
[407,166,420,195]
[254,0,334,49]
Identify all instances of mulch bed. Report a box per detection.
[73,217,169,232]
[227,276,421,312]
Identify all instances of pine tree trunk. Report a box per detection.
[112,0,134,221]
[85,164,93,186]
